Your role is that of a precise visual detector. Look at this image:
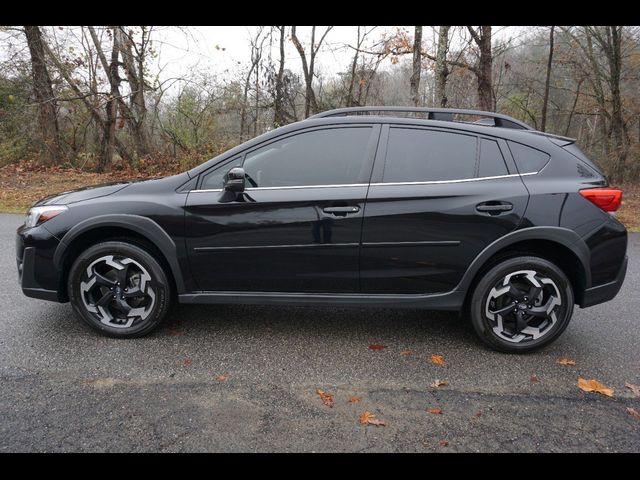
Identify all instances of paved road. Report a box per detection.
[0,213,638,452]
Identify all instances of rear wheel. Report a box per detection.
[469,256,574,353]
[68,241,172,338]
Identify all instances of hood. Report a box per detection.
[33,182,130,206]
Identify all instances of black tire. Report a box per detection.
[67,241,172,338]
[469,256,574,353]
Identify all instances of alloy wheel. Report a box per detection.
[484,269,562,343]
[79,255,156,329]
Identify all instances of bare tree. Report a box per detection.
[467,26,493,111]
[290,26,333,117]
[434,26,451,107]
[540,26,555,132]
[115,27,152,157]
[410,26,422,106]
[24,26,62,165]
[273,26,287,127]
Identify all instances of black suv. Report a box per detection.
[16,107,627,352]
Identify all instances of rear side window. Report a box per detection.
[383,128,477,182]
[507,141,550,173]
[478,139,508,177]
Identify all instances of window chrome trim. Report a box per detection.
[189,172,538,193]
[371,172,536,187]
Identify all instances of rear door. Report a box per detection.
[360,125,529,294]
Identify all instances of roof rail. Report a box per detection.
[309,106,533,131]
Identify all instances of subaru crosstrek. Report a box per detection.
[16,107,628,352]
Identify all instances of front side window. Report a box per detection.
[241,127,373,188]
[201,157,242,190]
[382,128,477,182]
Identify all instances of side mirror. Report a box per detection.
[224,167,246,192]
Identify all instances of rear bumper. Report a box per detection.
[580,255,627,308]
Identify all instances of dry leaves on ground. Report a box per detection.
[316,389,334,408]
[182,358,192,367]
[430,379,448,388]
[557,358,577,365]
[530,374,540,383]
[577,378,614,397]
[359,411,386,426]
[431,354,446,366]
[624,382,640,398]
[216,374,230,382]
[627,407,640,420]
[474,410,482,418]
[400,350,412,356]
[439,440,449,447]
[368,344,386,350]
[426,407,443,414]
[348,396,362,404]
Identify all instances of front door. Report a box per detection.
[185,125,380,293]
[360,126,529,294]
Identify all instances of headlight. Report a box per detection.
[25,205,68,228]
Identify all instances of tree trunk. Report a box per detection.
[410,26,422,107]
[434,26,450,108]
[24,26,61,165]
[468,26,494,111]
[115,27,151,158]
[273,26,287,127]
[291,26,331,117]
[540,26,555,132]
[606,26,627,181]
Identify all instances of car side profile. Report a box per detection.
[16,107,627,352]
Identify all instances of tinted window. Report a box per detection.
[478,139,508,177]
[507,141,550,173]
[242,127,372,187]
[383,128,477,182]
[201,157,242,189]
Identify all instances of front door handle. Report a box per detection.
[476,201,513,215]
[323,206,360,216]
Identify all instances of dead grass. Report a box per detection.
[1,163,639,232]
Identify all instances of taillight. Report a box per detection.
[579,188,623,212]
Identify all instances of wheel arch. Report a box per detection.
[459,227,591,310]
[54,215,186,300]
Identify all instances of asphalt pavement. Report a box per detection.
[0,213,638,452]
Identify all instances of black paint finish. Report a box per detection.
[15,114,627,312]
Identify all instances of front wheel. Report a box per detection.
[67,241,172,338]
[469,256,574,353]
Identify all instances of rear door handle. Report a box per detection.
[476,202,513,215]
[323,206,360,216]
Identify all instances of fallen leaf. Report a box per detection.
[430,379,448,388]
[474,410,482,418]
[368,344,386,350]
[627,407,640,420]
[426,407,443,414]
[439,440,449,447]
[216,374,230,382]
[530,374,540,384]
[359,411,386,426]
[348,396,362,404]
[625,382,640,398]
[182,358,192,367]
[316,389,334,408]
[557,358,577,365]
[431,354,446,366]
[578,378,614,397]
[400,350,412,356]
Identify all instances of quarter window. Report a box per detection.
[383,128,477,182]
[507,141,550,173]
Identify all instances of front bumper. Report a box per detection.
[16,226,65,302]
[580,255,628,308]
